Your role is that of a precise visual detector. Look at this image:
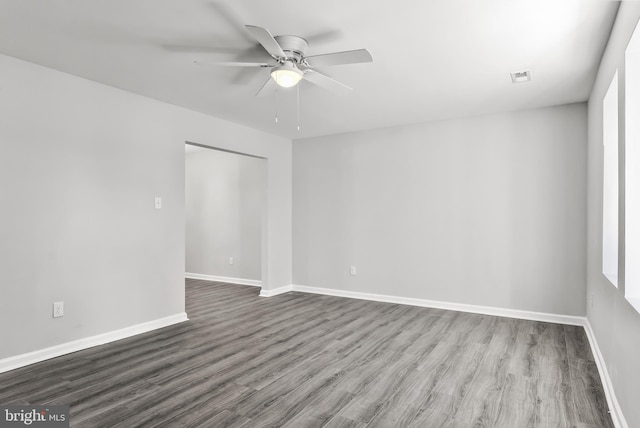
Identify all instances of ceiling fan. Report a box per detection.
[195,25,373,96]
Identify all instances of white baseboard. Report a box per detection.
[0,312,188,374]
[259,284,293,297]
[582,319,628,428]
[290,284,585,325]
[185,272,261,287]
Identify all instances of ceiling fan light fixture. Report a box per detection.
[271,61,303,88]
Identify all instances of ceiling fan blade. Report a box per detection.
[305,29,344,45]
[303,70,352,95]
[162,44,243,55]
[194,60,272,67]
[245,25,287,59]
[208,2,254,43]
[304,49,373,67]
[256,77,277,97]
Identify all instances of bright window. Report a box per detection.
[602,71,618,287]
[625,19,640,311]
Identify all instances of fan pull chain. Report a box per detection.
[296,84,300,132]
[274,85,279,124]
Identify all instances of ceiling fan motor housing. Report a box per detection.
[274,35,308,63]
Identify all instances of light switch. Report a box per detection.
[155,197,162,209]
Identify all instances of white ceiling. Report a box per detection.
[0,0,619,139]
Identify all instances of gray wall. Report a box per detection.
[185,148,265,281]
[294,104,587,316]
[587,2,640,427]
[0,53,291,360]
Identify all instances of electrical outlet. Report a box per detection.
[350,265,357,275]
[154,197,162,209]
[229,256,234,265]
[53,301,64,318]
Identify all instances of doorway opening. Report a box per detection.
[184,142,267,289]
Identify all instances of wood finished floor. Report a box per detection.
[0,280,613,428]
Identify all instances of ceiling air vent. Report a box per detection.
[511,70,532,83]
